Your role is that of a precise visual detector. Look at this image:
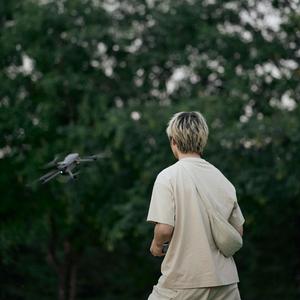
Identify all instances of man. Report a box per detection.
[146,111,245,300]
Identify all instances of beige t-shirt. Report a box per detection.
[147,157,245,289]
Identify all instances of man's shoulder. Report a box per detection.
[208,162,236,194]
[156,162,179,184]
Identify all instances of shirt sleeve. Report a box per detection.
[228,200,245,228]
[146,175,175,227]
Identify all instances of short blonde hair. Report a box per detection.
[166,111,209,155]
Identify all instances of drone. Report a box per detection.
[38,153,105,184]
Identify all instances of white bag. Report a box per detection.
[205,205,243,257]
[185,167,243,257]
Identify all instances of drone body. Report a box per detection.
[39,152,101,184]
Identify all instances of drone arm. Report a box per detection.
[41,171,61,184]
[78,153,108,163]
[39,170,59,182]
[67,169,75,178]
[78,158,95,162]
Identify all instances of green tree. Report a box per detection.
[0,1,299,299]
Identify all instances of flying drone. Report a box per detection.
[38,153,105,184]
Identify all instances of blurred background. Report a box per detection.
[0,0,300,299]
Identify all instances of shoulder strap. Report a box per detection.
[181,164,215,213]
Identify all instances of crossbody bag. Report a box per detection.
[183,165,243,257]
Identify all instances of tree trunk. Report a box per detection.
[46,215,80,300]
[58,268,66,300]
[69,262,78,300]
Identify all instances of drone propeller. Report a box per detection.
[61,171,79,184]
[43,156,60,169]
[70,171,80,179]
[94,152,111,159]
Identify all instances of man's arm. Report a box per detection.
[150,223,174,257]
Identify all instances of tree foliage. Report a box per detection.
[0,0,299,299]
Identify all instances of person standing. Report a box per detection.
[147,111,245,300]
